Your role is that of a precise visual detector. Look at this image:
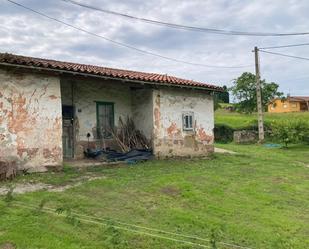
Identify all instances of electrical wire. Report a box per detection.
[13,203,211,248]
[259,49,309,61]
[6,0,252,69]
[259,43,309,50]
[62,0,309,37]
[13,201,254,249]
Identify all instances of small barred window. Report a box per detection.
[183,112,194,131]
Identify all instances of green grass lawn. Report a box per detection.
[215,109,309,129]
[1,144,309,249]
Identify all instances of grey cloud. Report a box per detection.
[0,0,309,95]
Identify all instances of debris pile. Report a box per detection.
[85,117,152,163]
[85,148,152,164]
[110,117,150,152]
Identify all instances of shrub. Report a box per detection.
[214,121,272,143]
[214,124,234,143]
[271,120,309,147]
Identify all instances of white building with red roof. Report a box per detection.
[0,53,222,171]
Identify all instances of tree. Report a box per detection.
[216,85,229,104]
[214,85,229,111]
[230,72,283,113]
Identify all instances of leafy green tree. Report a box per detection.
[214,85,229,111]
[230,72,283,113]
[213,95,220,111]
[216,85,229,103]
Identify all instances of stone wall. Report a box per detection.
[0,68,62,172]
[153,88,214,158]
[233,130,257,144]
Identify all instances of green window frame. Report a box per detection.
[96,102,114,138]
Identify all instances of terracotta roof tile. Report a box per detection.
[0,53,223,91]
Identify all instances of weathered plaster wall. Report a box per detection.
[0,68,62,172]
[153,88,214,157]
[61,77,214,158]
[61,78,133,156]
[132,88,153,140]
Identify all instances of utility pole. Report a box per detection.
[254,46,265,142]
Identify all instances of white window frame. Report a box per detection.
[182,112,194,131]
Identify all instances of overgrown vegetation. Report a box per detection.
[0,144,308,248]
[271,120,309,147]
[215,109,309,145]
[213,123,234,143]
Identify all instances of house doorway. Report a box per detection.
[62,105,74,158]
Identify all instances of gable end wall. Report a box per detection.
[153,88,214,158]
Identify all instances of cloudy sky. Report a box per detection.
[1,0,309,96]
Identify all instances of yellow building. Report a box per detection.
[268,96,309,113]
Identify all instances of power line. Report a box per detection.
[14,202,253,249]
[260,42,309,50]
[62,0,309,37]
[14,203,211,248]
[259,49,309,61]
[6,0,252,69]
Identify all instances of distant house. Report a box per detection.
[268,96,309,113]
[0,53,222,172]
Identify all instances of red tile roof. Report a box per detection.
[0,53,222,91]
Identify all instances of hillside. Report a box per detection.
[215,109,309,129]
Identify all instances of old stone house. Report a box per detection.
[0,53,222,172]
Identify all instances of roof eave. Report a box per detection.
[0,62,223,92]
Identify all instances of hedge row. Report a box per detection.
[214,119,309,146]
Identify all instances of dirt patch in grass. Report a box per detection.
[272,177,287,184]
[160,186,181,197]
[0,242,16,249]
[295,161,309,168]
[214,147,237,154]
[0,176,105,195]
[240,167,256,175]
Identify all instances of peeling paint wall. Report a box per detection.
[132,88,153,140]
[61,77,214,159]
[153,88,214,158]
[0,67,215,169]
[61,78,134,157]
[0,68,62,172]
